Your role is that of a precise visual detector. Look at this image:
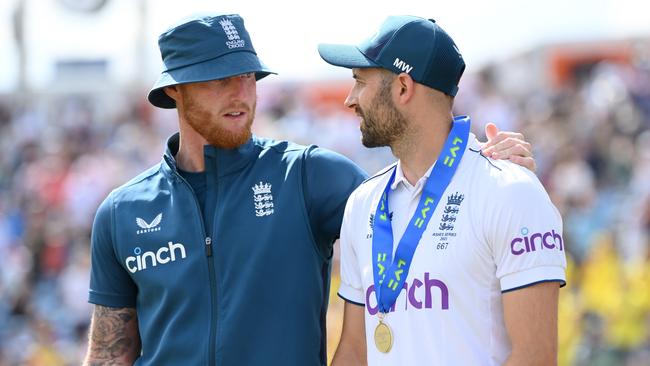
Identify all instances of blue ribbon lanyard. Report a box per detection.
[372,116,470,313]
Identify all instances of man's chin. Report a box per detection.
[361,136,385,149]
[207,133,251,149]
[198,118,253,149]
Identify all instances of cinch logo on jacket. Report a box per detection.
[125,242,187,273]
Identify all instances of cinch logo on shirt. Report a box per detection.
[125,242,187,273]
[365,272,449,315]
[510,227,563,256]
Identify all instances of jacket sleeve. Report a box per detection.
[302,146,368,257]
[88,192,138,308]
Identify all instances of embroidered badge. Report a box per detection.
[136,213,162,235]
[252,182,274,217]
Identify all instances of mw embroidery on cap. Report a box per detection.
[252,182,274,217]
[219,18,246,49]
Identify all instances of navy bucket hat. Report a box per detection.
[318,16,465,96]
[148,14,276,109]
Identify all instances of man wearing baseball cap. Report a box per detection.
[83,13,537,366]
[319,16,566,365]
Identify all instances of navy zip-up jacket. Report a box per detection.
[89,134,367,365]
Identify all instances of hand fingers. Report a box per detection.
[496,143,533,159]
[485,122,499,140]
[482,131,526,149]
[509,155,537,173]
[482,137,532,158]
[483,145,537,172]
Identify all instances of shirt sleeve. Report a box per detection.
[302,146,367,257]
[88,193,138,308]
[337,189,366,305]
[485,172,567,292]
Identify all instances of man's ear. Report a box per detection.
[164,85,180,102]
[395,72,415,105]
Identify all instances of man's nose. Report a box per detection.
[344,92,357,109]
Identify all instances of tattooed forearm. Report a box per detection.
[84,305,140,365]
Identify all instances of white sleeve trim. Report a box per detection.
[500,265,566,292]
[338,282,365,305]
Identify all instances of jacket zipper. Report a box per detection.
[205,235,217,366]
[205,236,213,256]
[175,172,217,365]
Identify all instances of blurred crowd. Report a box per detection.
[1,49,650,365]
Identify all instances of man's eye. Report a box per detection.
[241,73,255,79]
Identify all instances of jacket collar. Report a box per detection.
[161,133,258,178]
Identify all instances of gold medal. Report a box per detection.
[374,319,393,353]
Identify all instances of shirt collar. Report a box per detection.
[390,159,436,192]
[389,131,479,192]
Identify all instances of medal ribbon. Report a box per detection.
[372,116,470,313]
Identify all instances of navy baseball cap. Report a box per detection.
[148,14,276,109]
[318,16,465,96]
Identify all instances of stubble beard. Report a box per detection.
[358,80,408,149]
[182,93,255,149]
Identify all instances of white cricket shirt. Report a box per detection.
[338,133,566,365]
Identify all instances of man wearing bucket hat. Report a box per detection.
[318,16,566,365]
[83,13,537,366]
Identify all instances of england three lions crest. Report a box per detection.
[432,192,464,250]
[252,181,274,217]
[219,18,246,49]
[439,192,464,231]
